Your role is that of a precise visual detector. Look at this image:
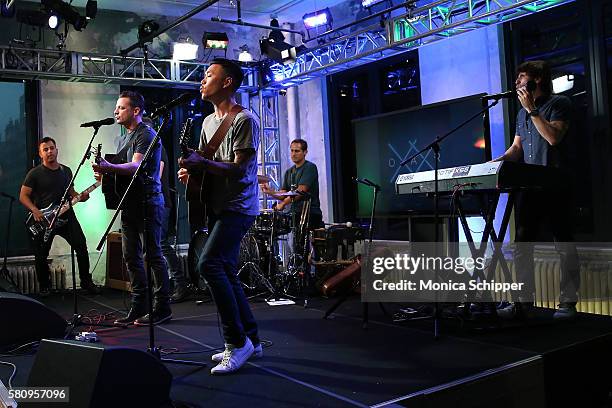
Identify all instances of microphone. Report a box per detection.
[151,93,198,118]
[80,118,115,128]
[353,177,380,189]
[484,80,537,100]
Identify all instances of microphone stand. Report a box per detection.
[96,111,206,367]
[0,193,19,291]
[42,125,114,339]
[399,97,501,339]
[324,178,387,329]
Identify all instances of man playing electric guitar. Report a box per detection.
[20,137,100,296]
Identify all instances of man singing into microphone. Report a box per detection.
[92,91,171,326]
[494,60,580,320]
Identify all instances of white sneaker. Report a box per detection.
[212,342,263,363]
[210,338,254,375]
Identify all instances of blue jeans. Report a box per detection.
[121,202,170,311]
[160,206,185,288]
[198,212,259,347]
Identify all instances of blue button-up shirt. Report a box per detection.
[516,94,571,167]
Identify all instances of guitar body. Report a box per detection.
[25,203,69,240]
[100,153,141,210]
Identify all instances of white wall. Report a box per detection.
[41,81,121,282]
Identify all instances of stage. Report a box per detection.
[2,289,612,408]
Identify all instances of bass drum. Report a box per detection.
[187,229,262,289]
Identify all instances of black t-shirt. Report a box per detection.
[22,164,73,210]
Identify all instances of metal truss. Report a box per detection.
[0,45,258,91]
[245,90,282,210]
[265,0,574,88]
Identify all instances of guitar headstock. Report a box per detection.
[93,143,102,163]
[179,118,194,158]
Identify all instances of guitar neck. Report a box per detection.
[60,181,101,215]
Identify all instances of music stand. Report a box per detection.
[96,107,205,367]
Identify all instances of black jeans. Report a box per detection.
[514,190,580,304]
[160,206,185,288]
[32,212,90,289]
[121,202,170,312]
[198,211,259,347]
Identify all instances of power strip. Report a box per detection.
[0,380,17,408]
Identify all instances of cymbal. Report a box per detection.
[257,174,272,184]
[277,191,300,197]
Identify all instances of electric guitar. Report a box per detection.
[26,147,101,241]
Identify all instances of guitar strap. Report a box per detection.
[202,104,244,160]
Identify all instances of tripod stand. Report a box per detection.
[96,108,205,367]
[0,192,19,292]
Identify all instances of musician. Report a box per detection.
[92,91,171,326]
[19,137,100,296]
[261,139,324,230]
[494,60,580,320]
[178,58,261,374]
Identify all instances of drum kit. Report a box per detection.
[187,175,320,303]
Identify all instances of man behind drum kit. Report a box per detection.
[261,138,324,230]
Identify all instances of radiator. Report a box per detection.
[490,249,612,316]
[5,260,66,294]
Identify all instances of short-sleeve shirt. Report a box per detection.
[115,122,163,205]
[281,160,322,216]
[516,94,571,168]
[198,109,260,216]
[22,164,73,210]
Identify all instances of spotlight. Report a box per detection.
[41,0,87,31]
[302,8,333,30]
[85,0,97,20]
[48,13,60,29]
[260,38,296,64]
[138,20,159,43]
[237,44,253,62]
[173,39,198,61]
[202,32,229,49]
[362,0,386,7]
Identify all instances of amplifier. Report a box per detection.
[105,232,131,291]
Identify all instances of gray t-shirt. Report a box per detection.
[199,109,260,216]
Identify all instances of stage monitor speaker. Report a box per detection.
[25,339,173,408]
[0,292,67,349]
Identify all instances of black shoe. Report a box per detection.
[114,308,147,326]
[81,279,102,295]
[39,287,51,298]
[134,309,172,326]
[170,285,191,303]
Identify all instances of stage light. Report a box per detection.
[302,8,332,30]
[260,38,296,64]
[552,74,574,94]
[202,32,229,49]
[48,13,59,29]
[41,0,88,31]
[172,40,198,61]
[237,45,253,62]
[85,0,97,20]
[138,20,159,43]
[362,0,386,7]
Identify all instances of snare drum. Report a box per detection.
[253,210,292,236]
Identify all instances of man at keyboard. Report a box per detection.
[493,60,580,320]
